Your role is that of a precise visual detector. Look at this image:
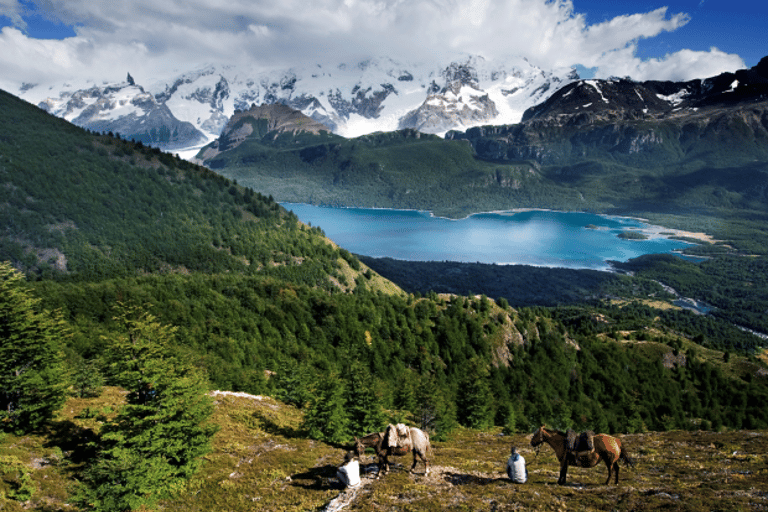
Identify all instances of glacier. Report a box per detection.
[20,55,578,158]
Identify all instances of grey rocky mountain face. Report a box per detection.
[26,56,576,152]
[446,56,768,167]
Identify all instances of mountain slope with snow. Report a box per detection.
[20,56,577,155]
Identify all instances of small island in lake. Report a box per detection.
[618,230,649,240]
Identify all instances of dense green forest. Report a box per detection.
[2,87,768,509]
[361,252,768,340]
[202,125,560,219]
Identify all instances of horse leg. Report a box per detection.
[558,460,569,485]
[603,458,613,485]
[613,461,620,484]
[375,453,386,479]
[412,449,429,476]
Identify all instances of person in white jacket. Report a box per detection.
[506,446,528,484]
[337,451,361,488]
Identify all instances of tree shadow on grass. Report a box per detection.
[43,420,98,466]
[253,409,305,439]
[290,464,339,491]
[443,472,508,486]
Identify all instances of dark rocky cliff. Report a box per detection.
[447,57,768,169]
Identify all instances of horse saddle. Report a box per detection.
[566,429,595,457]
[386,423,412,452]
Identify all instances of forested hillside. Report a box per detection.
[2,85,768,431]
[2,87,768,510]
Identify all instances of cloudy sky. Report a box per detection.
[0,0,763,92]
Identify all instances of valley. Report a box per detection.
[2,54,768,512]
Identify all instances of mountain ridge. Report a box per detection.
[444,56,768,176]
[20,55,577,153]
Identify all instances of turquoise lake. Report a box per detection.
[282,204,694,270]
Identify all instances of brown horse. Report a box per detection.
[530,426,634,485]
[354,425,431,477]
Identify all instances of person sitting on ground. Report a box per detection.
[337,450,361,488]
[506,446,528,483]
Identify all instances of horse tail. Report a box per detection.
[619,445,635,468]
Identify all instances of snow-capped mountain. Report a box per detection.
[21,55,577,155]
[35,74,207,151]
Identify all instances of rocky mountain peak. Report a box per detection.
[234,103,331,135]
[196,103,332,162]
[522,57,768,124]
[25,55,577,153]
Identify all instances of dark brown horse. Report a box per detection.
[531,426,634,485]
[354,425,431,477]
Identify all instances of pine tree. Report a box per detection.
[72,358,104,398]
[79,304,218,511]
[344,360,387,435]
[0,262,67,433]
[302,373,350,444]
[415,374,457,441]
[456,357,494,429]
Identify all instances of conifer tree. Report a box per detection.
[457,357,494,429]
[302,373,350,444]
[393,370,417,413]
[79,304,217,512]
[72,358,104,398]
[344,359,387,435]
[415,373,457,441]
[0,262,67,433]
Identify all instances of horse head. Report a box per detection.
[530,426,547,447]
[353,437,366,458]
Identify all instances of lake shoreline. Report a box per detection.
[282,202,717,247]
[281,203,702,269]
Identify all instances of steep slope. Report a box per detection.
[450,57,768,167]
[523,55,768,122]
[20,55,576,152]
[197,102,338,162]
[445,57,768,214]
[0,87,379,291]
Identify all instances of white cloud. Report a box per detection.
[593,47,745,82]
[0,0,748,94]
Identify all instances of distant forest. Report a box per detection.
[2,86,768,447]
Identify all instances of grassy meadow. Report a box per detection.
[3,388,767,511]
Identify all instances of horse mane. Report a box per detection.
[541,426,566,437]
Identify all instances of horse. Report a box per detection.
[354,424,431,477]
[530,426,634,485]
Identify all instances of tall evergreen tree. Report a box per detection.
[416,373,457,441]
[344,359,387,435]
[79,304,218,512]
[456,357,494,429]
[0,262,67,433]
[302,373,350,444]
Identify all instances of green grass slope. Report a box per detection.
[3,389,767,511]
